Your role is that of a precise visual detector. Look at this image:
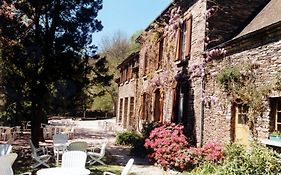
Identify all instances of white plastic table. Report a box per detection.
[37,167,90,175]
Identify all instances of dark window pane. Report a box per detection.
[238,114,248,125]
[277,100,281,111]
[278,112,281,122]
[277,124,281,131]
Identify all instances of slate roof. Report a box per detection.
[237,0,281,37]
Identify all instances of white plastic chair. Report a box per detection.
[53,133,68,166]
[61,151,87,168]
[67,141,88,152]
[0,144,12,156]
[103,158,134,175]
[0,153,32,175]
[87,140,108,165]
[2,128,13,142]
[29,139,51,168]
[43,126,53,140]
[12,126,21,140]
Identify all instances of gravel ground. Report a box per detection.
[73,118,167,175]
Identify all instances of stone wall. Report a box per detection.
[118,79,137,130]
[203,23,281,144]
[136,0,207,145]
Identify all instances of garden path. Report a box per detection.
[73,118,167,175]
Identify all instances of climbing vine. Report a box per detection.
[216,61,273,134]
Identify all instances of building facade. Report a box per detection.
[117,52,139,130]
[117,0,281,146]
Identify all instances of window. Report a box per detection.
[129,97,134,126]
[154,89,163,122]
[118,99,123,123]
[237,104,249,125]
[157,38,164,70]
[123,98,129,127]
[128,63,132,80]
[271,98,281,131]
[142,93,148,120]
[174,15,192,61]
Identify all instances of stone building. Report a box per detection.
[117,52,139,130]
[117,0,281,146]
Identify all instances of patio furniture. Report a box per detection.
[61,151,87,168]
[0,144,12,156]
[103,158,134,175]
[43,126,53,140]
[12,126,22,139]
[29,139,51,168]
[23,121,31,132]
[87,139,108,165]
[67,141,88,152]
[0,153,33,175]
[53,133,68,166]
[36,167,90,175]
[1,127,13,142]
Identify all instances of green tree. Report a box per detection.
[97,31,140,115]
[0,0,111,147]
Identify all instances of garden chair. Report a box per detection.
[2,128,13,142]
[29,139,51,168]
[0,153,32,175]
[61,151,87,168]
[23,121,31,132]
[0,144,12,156]
[53,133,68,165]
[87,139,108,165]
[103,158,134,175]
[12,126,21,140]
[67,141,88,152]
[43,126,53,140]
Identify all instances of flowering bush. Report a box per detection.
[144,122,190,170]
[190,141,224,164]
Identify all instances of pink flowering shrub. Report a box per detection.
[144,122,224,171]
[190,141,224,164]
[144,122,191,170]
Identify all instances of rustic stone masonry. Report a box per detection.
[117,0,280,147]
[204,22,281,144]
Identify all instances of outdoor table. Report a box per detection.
[36,167,90,175]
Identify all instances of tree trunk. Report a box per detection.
[31,103,43,147]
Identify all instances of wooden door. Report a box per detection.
[234,104,249,145]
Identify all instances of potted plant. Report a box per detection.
[269,131,281,141]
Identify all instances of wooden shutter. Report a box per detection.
[156,41,160,70]
[185,15,192,59]
[160,91,164,122]
[171,85,177,122]
[174,27,181,61]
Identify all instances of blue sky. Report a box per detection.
[92,0,172,48]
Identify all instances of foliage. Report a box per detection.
[115,131,147,157]
[98,31,140,115]
[0,0,111,146]
[141,121,162,139]
[190,141,224,164]
[187,143,281,175]
[217,65,241,91]
[217,62,272,135]
[144,122,190,171]
[116,131,143,146]
[269,130,281,137]
[220,143,281,175]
